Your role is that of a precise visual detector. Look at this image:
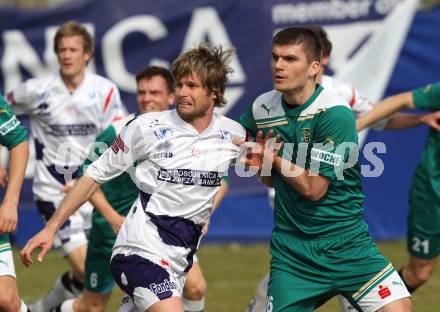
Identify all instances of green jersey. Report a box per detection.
[80,114,139,254]
[411,83,440,198]
[0,95,28,247]
[239,85,365,238]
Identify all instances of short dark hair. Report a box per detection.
[307,25,332,57]
[272,27,322,63]
[54,21,94,56]
[135,66,174,93]
[171,45,233,107]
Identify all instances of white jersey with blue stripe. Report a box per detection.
[8,72,125,201]
[86,109,246,273]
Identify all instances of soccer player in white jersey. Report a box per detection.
[20,45,246,312]
[55,66,227,312]
[7,21,124,311]
[246,26,432,312]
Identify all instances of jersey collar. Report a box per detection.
[281,84,323,116]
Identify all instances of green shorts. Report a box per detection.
[84,247,114,294]
[408,175,440,259]
[267,230,408,312]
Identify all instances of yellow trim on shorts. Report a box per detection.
[352,263,393,299]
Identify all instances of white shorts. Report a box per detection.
[0,246,16,278]
[353,269,411,312]
[36,199,92,255]
[111,247,186,311]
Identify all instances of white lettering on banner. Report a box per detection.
[182,7,246,114]
[183,7,246,84]
[272,0,373,24]
[0,8,246,110]
[102,15,168,92]
[1,30,51,93]
[375,0,401,15]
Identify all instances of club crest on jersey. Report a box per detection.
[37,91,48,101]
[89,91,97,99]
[220,130,232,142]
[154,128,173,140]
[111,135,129,154]
[301,128,310,143]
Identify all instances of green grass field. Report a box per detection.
[14,240,439,311]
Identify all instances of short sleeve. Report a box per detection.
[412,82,440,111]
[86,118,149,184]
[6,80,38,116]
[238,102,258,137]
[309,106,358,180]
[0,95,28,149]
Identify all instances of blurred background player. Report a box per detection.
[34,65,229,312]
[246,25,430,312]
[356,82,440,303]
[0,94,29,312]
[6,20,125,311]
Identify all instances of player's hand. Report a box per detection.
[236,130,283,171]
[110,214,125,234]
[420,111,440,131]
[0,201,18,234]
[20,228,55,267]
[0,165,8,188]
[61,179,76,193]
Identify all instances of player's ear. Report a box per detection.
[168,92,175,106]
[309,61,320,77]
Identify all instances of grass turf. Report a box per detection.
[14,239,439,311]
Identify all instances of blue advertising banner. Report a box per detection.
[1,0,439,244]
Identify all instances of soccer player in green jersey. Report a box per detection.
[55,66,227,312]
[356,83,440,298]
[0,95,30,311]
[238,27,412,311]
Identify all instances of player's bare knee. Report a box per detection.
[0,292,20,312]
[76,296,106,312]
[183,281,207,300]
[412,269,432,286]
[72,264,86,282]
[86,301,106,312]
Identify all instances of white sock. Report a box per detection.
[183,297,205,312]
[57,299,75,312]
[246,272,269,312]
[339,296,359,312]
[119,295,136,312]
[20,301,29,312]
[39,272,75,310]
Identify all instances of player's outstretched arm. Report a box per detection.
[356,92,414,131]
[0,141,29,234]
[20,175,100,266]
